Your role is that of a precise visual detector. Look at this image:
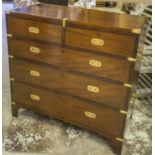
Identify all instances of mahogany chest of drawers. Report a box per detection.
[6,4,146,154]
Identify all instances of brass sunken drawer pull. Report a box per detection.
[30,70,40,77]
[85,111,96,119]
[89,59,102,68]
[87,85,99,93]
[91,38,104,46]
[29,46,40,54]
[28,26,39,34]
[30,94,40,101]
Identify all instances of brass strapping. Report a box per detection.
[62,18,68,27]
[8,55,14,59]
[127,57,136,62]
[5,10,11,14]
[11,102,16,105]
[124,83,132,88]
[10,78,15,81]
[116,137,124,142]
[7,34,13,37]
[120,110,128,115]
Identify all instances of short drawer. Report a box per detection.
[10,59,128,109]
[9,38,132,83]
[65,27,136,57]
[7,16,62,43]
[12,81,125,138]
[9,38,63,65]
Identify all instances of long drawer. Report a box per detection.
[12,81,125,139]
[65,27,137,57]
[10,59,128,109]
[9,38,132,83]
[7,16,62,43]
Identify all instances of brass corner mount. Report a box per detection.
[131,28,141,34]
[62,18,68,27]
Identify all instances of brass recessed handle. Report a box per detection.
[29,46,40,54]
[28,26,39,34]
[30,94,40,101]
[85,111,96,119]
[30,70,40,77]
[87,85,99,93]
[89,59,102,68]
[91,38,104,46]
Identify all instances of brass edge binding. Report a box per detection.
[115,137,124,142]
[124,83,132,88]
[11,102,16,105]
[131,28,141,34]
[7,34,13,37]
[120,110,128,115]
[5,10,11,14]
[127,57,136,62]
[62,18,68,27]
[10,78,15,81]
[8,55,14,59]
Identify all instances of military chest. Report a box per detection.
[6,4,146,154]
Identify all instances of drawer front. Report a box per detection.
[9,38,63,65]
[9,39,132,83]
[65,27,136,57]
[7,16,62,43]
[12,82,125,138]
[63,48,131,83]
[10,59,128,109]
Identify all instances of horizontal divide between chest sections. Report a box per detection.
[9,58,133,110]
[8,37,135,83]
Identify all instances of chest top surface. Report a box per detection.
[7,3,146,34]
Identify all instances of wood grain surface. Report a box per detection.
[65,27,136,57]
[7,16,62,43]
[12,81,125,139]
[10,58,129,109]
[7,3,146,34]
[9,38,132,83]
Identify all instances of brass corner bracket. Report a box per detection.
[131,28,141,34]
[10,77,15,82]
[124,83,132,88]
[7,34,13,37]
[5,10,11,14]
[127,57,136,62]
[62,18,68,27]
[116,137,124,142]
[8,55,14,59]
[11,102,16,105]
[120,110,128,115]
[129,92,137,104]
